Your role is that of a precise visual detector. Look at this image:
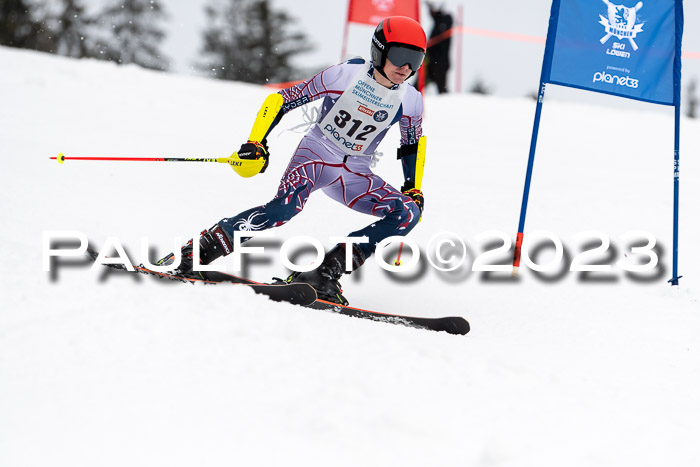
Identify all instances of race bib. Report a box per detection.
[318,63,407,155]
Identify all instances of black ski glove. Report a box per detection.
[238,140,270,172]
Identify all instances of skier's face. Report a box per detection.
[382,58,412,86]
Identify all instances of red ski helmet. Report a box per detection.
[370,16,427,79]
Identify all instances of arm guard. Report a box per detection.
[230,93,284,178]
[396,136,426,191]
[248,93,285,143]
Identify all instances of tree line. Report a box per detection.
[0,0,312,84]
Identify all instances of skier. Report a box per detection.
[160,16,427,305]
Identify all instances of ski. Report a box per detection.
[87,250,469,335]
[308,299,470,335]
[87,249,318,306]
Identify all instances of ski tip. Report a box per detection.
[438,317,470,335]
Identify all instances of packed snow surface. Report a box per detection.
[1,47,699,467]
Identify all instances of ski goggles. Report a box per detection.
[386,46,425,71]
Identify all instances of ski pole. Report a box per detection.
[394,242,405,266]
[51,152,240,166]
[395,136,426,266]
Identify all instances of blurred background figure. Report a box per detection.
[426,2,453,94]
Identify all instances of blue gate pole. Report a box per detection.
[669,0,684,286]
[669,102,681,285]
[512,82,547,277]
[512,0,560,277]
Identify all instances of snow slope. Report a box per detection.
[1,46,700,467]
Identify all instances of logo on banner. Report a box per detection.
[599,0,645,51]
[592,69,639,88]
[372,0,395,12]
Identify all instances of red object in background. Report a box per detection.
[347,0,420,26]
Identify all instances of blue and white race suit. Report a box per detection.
[219,58,424,260]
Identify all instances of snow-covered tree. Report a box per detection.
[97,0,169,70]
[199,0,312,84]
[49,0,95,58]
[0,0,51,51]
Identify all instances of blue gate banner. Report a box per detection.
[543,0,683,105]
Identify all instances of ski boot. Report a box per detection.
[156,224,233,279]
[282,243,366,305]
